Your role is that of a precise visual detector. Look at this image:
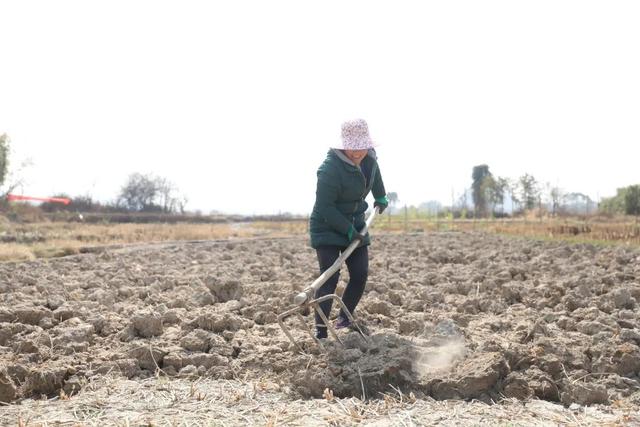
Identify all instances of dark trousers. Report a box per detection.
[314,245,368,331]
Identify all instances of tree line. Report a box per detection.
[3,133,638,217]
[1,134,187,214]
[39,173,188,214]
[470,164,640,218]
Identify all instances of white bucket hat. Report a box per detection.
[332,118,376,150]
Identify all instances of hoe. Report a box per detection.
[278,207,379,351]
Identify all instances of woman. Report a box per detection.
[309,119,388,339]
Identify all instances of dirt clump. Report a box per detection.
[560,381,609,406]
[131,312,163,337]
[292,333,417,399]
[14,305,52,326]
[23,367,71,397]
[127,345,167,371]
[430,352,509,400]
[204,277,243,302]
[0,232,639,411]
[51,318,95,354]
[0,368,17,402]
[93,359,138,379]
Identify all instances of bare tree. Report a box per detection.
[118,173,187,213]
[624,185,640,216]
[472,165,492,217]
[508,178,520,214]
[494,177,509,214]
[387,192,398,215]
[155,176,178,213]
[481,175,498,215]
[0,134,33,198]
[457,191,469,217]
[118,173,159,212]
[177,195,189,214]
[548,185,564,216]
[518,173,539,211]
[0,134,8,189]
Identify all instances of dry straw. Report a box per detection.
[1,375,636,426]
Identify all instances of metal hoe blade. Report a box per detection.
[278,208,379,352]
[277,294,370,352]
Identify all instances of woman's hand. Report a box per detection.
[348,226,366,242]
[374,200,388,214]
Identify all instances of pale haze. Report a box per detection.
[1,1,639,215]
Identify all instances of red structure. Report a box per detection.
[7,194,71,205]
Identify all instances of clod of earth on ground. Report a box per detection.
[1,233,640,409]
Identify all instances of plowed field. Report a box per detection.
[2,232,639,425]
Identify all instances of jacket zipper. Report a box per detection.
[360,162,378,202]
[353,167,366,213]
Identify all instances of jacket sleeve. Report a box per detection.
[371,161,387,201]
[315,167,352,235]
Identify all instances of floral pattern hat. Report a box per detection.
[332,118,376,150]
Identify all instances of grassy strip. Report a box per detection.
[0,222,257,261]
[1,217,638,262]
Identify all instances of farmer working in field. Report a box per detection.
[309,118,388,339]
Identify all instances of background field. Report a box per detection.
[1,221,640,425]
[2,212,639,262]
[2,210,640,426]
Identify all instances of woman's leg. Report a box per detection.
[340,245,369,319]
[314,245,342,338]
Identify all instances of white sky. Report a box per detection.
[1,1,639,215]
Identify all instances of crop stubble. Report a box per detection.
[1,232,639,424]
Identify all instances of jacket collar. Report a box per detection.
[331,148,377,167]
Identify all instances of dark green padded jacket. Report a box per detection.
[309,149,386,248]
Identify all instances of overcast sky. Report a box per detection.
[1,1,639,215]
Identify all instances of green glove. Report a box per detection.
[374,196,389,214]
